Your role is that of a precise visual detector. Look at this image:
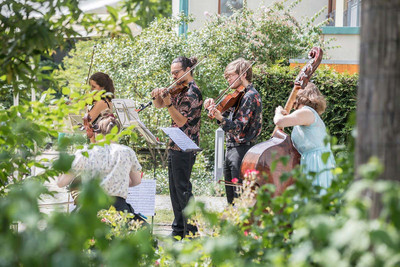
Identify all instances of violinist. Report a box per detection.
[85,72,115,143]
[204,58,262,205]
[151,56,203,239]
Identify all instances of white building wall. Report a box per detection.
[172,0,359,63]
[179,0,328,31]
[323,34,360,61]
[188,0,219,30]
[247,0,327,24]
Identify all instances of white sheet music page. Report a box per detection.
[126,179,156,216]
[112,99,137,127]
[161,127,202,152]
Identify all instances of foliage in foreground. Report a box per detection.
[1,140,400,266]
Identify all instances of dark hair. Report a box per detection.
[90,72,115,100]
[171,56,198,75]
[224,58,253,82]
[95,109,121,135]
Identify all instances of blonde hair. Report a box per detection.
[295,82,327,115]
[224,58,253,82]
[96,109,121,135]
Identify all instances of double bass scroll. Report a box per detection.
[240,47,323,196]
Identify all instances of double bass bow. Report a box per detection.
[240,47,323,195]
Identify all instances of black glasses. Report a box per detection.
[171,69,183,76]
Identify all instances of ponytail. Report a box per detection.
[172,56,198,75]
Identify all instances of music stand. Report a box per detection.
[112,98,163,232]
[66,114,84,133]
[112,99,163,146]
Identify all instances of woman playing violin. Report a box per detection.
[151,56,203,239]
[204,58,262,205]
[86,72,115,143]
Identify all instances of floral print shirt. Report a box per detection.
[169,80,203,151]
[220,84,262,144]
[71,143,142,199]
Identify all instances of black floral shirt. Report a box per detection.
[169,80,203,151]
[220,84,262,144]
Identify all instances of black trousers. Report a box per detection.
[224,144,252,204]
[168,149,197,234]
[113,196,148,224]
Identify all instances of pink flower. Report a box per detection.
[245,169,259,176]
[204,11,210,17]
[101,218,106,222]
[232,178,239,184]
[244,231,248,236]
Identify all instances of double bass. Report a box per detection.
[240,47,323,195]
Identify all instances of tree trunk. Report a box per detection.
[356,0,400,219]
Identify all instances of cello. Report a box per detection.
[240,47,323,195]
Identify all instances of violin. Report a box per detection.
[83,113,94,139]
[208,85,246,119]
[165,79,189,96]
[208,61,255,119]
[136,57,207,113]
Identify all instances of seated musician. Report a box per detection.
[57,109,147,224]
[86,72,115,143]
[204,58,262,205]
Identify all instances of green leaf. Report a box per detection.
[62,87,70,95]
[321,152,331,164]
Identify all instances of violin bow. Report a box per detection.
[214,60,256,106]
[136,57,207,113]
[86,44,97,85]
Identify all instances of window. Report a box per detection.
[344,0,361,26]
[218,0,243,16]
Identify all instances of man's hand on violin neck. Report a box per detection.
[203,98,215,110]
[151,88,166,98]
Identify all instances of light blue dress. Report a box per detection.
[291,106,335,190]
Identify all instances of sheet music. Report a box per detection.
[126,180,156,216]
[63,114,84,133]
[112,99,162,146]
[68,180,156,216]
[112,99,137,127]
[161,127,202,152]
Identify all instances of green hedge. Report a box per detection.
[253,65,358,144]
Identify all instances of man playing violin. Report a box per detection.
[204,58,262,205]
[151,56,203,239]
